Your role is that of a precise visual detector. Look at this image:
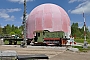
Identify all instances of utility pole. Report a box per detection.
[83,11,88,48]
[23,0,27,47]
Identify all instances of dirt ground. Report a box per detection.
[0,45,90,60]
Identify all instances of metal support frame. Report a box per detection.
[23,0,27,47]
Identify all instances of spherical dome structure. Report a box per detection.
[26,3,71,38]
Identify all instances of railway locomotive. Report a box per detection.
[31,30,69,46]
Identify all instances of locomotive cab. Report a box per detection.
[33,30,49,45]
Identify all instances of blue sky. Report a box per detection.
[0,0,90,30]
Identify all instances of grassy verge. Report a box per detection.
[72,46,90,52]
[4,40,21,45]
[74,39,90,44]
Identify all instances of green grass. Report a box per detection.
[72,46,90,52]
[72,39,90,52]
[4,40,21,45]
[4,40,9,44]
[75,39,90,44]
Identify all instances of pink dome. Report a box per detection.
[26,3,71,38]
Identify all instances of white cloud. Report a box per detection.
[8,0,35,4]
[68,0,88,3]
[0,8,21,21]
[0,8,21,13]
[6,16,15,21]
[68,0,77,3]
[88,26,90,31]
[78,25,82,28]
[68,0,90,14]
[75,1,88,9]
[71,21,83,28]
[0,12,15,21]
[7,8,21,12]
[78,22,83,24]
[68,10,71,13]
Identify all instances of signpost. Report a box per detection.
[83,11,88,49]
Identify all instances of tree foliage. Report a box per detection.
[1,24,23,38]
[0,24,2,34]
[71,23,90,39]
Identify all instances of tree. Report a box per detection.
[71,22,90,39]
[5,24,12,34]
[71,23,81,38]
[11,24,15,32]
[0,24,2,35]
[10,32,15,35]
[2,26,7,34]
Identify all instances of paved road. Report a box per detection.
[0,45,90,60]
[50,51,90,60]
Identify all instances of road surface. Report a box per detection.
[0,45,90,60]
